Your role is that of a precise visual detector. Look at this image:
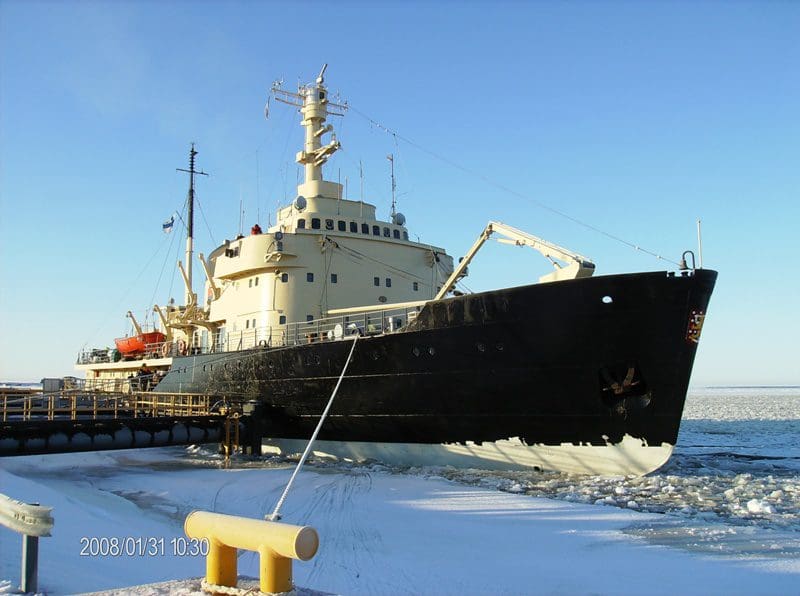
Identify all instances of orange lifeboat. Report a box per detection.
[114,331,166,358]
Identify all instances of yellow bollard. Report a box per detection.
[184,510,319,594]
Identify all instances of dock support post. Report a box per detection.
[21,535,39,593]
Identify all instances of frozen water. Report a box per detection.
[2,387,799,594]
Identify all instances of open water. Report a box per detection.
[366,387,800,558]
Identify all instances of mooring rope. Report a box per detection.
[266,334,360,522]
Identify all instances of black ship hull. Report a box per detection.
[155,269,717,474]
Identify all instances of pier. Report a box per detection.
[0,388,256,456]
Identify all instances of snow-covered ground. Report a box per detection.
[1,388,799,595]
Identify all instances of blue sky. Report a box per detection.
[1,1,798,385]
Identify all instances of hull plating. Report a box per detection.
[156,270,717,474]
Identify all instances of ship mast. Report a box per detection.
[271,64,347,198]
[177,143,208,306]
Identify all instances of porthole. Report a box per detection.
[476,343,485,352]
[496,343,504,352]
[371,351,380,360]
[428,346,436,356]
[602,295,613,304]
[412,347,420,357]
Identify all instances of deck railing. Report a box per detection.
[78,303,424,364]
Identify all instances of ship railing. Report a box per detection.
[76,348,115,365]
[209,303,423,353]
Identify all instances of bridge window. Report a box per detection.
[350,221,358,233]
[254,277,259,286]
[307,272,314,282]
[307,315,314,322]
[248,279,253,288]
[386,278,392,287]
[372,225,380,236]
[338,220,346,231]
[403,231,409,240]
[325,219,334,230]
[281,273,288,282]
[361,223,369,234]
[413,282,419,291]
[393,229,400,239]
[279,315,286,324]
[311,218,321,229]
[245,320,250,329]
[331,273,338,283]
[373,276,380,286]
[297,218,306,229]
[383,227,390,237]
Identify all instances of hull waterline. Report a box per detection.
[155,269,717,475]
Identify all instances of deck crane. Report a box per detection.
[434,221,596,300]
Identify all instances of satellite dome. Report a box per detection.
[294,195,307,211]
[392,212,406,226]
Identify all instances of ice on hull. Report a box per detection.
[156,269,716,475]
[264,435,675,476]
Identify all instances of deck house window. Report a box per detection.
[297,219,306,229]
[372,225,380,236]
[403,231,409,240]
[249,279,253,288]
[338,220,346,231]
[350,222,358,233]
[279,315,286,324]
[331,273,338,283]
[307,315,314,322]
[307,272,314,282]
[386,278,392,287]
[311,218,321,229]
[281,273,288,282]
[373,276,380,286]
[383,227,390,237]
[393,229,400,239]
[255,277,259,286]
[325,219,334,230]
[361,223,369,234]
[413,281,419,291]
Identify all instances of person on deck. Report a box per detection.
[251,223,262,235]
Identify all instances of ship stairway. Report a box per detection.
[0,389,252,456]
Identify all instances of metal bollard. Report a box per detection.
[0,494,53,594]
[184,510,319,594]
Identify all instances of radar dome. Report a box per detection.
[392,212,406,226]
[294,195,307,211]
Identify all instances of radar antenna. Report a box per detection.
[387,153,397,218]
[268,65,348,187]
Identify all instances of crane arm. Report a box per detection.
[433,221,595,301]
[126,310,143,336]
[198,253,220,302]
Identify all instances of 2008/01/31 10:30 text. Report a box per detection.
[79,536,209,557]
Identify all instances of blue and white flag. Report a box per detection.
[162,215,175,233]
